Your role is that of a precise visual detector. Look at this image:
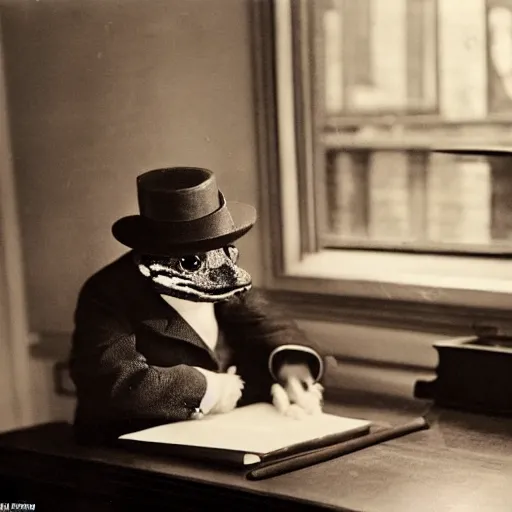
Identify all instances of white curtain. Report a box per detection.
[0,21,33,432]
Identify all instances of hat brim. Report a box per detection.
[112,201,257,256]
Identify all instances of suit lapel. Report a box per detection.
[159,300,211,351]
[141,304,208,350]
[126,253,210,351]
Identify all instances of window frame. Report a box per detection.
[251,0,512,334]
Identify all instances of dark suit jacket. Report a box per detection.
[69,251,324,445]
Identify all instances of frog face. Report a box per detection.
[135,246,252,302]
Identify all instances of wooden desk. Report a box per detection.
[0,395,511,512]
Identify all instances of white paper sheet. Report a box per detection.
[119,403,371,455]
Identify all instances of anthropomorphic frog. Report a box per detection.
[69,167,327,445]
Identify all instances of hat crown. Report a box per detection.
[137,167,220,222]
[112,166,257,256]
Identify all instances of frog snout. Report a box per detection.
[211,264,251,287]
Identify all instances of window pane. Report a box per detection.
[322,0,437,115]
[488,0,512,113]
[322,150,512,253]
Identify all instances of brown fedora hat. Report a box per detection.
[112,167,257,256]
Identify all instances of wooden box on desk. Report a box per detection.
[415,335,512,415]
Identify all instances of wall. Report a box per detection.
[0,0,262,334]
[296,319,448,400]
[0,0,443,426]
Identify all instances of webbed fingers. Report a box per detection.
[271,383,291,414]
[285,377,323,415]
[285,404,308,420]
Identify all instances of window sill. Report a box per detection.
[264,285,512,337]
[269,249,512,317]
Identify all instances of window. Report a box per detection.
[252,0,512,330]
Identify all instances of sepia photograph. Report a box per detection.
[0,0,511,510]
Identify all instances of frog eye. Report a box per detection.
[224,245,239,263]
[178,254,204,273]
